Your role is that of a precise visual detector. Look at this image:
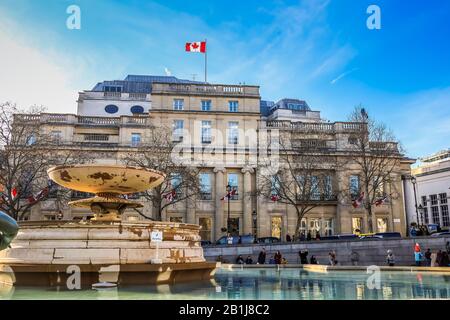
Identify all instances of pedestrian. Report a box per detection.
[300,232,306,242]
[414,245,423,267]
[310,255,318,264]
[245,256,253,264]
[424,248,432,267]
[436,250,443,266]
[274,250,282,264]
[350,251,359,266]
[286,234,291,242]
[446,241,450,255]
[235,255,245,264]
[216,255,223,263]
[257,248,266,264]
[307,231,312,241]
[386,250,395,267]
[328,251,337,266]
[315,232,321,240]
[299,250,309,264]
[410,225,417,237]
[440,251,450,267]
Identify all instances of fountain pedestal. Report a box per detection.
[0,165,217,287]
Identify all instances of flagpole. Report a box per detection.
[204,38,207,83]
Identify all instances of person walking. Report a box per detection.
[307,231,312,241]
[414,244,423,267]
[286,234,291,242]
[350,251,359,266]
[386,250,395,267]
[274,250,282,264]
[424,249,432,267]
[257,248,266,265]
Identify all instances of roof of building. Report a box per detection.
[91,74,203,93]
[419,149,450,163]
[260,100,275,117]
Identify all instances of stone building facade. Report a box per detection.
[16,75,412,240]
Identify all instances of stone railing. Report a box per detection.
[14,113,150,127]
[261,120,366,133]
[151,82,260,97]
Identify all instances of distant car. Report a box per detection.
[215,234,255,245]
[374,232,402,239]
[257,237,280,244]
[431,231,450,237]
[359,235,382,240]
[200,240,212,246]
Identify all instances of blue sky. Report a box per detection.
[0,0,449,159]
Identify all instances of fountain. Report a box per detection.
[0,164,217,288]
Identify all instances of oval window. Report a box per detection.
[105,105,119,114]
[130,105,144,114]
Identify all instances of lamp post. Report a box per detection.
[411,176,420,227]
[252,209,257,239]
[418,204,424,227]
[226,184,231,234]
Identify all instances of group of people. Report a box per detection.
[286,231,321,242]
[414,242,450,267]
[232,248,289,265]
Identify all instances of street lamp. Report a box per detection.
[418,204,424,226]
[226,184,231,234]
[411,176,420,227]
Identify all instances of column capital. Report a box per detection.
[241,165,255,174]
[213,166,226,173]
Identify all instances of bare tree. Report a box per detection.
[345,105,404,233]
[0,102,93,220]
[257,127,337,238]
[122,125,201,221]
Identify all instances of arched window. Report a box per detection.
[130,105,144,114]
[105,105,119,114]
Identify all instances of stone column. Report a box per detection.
[241,165,255,235]
[213,167,226,240]
[186,196,196,224]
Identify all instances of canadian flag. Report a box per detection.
[352,192,365,208]
[185,41,206,53]
[221,188,237,200]
[163,189,176,202]
[270,194,281,202]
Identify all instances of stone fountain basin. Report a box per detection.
[47,165,165,194]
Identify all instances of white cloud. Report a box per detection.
[0,16,80,113]
[330,68,359,84]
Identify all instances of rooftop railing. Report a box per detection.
[261,120,366,133]
[14,113,151,127]
[151,82,260,97]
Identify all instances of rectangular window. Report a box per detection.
[439,193,448,204]
[441,205,449,227]
[325,176,333,200]
[228,100,238,112]
[299,218,307,236]
[352,217,363,233]
[271,216,282,239]
[431,206,440,224]
[199,173,212,200]
[131,133,141,147]
[199,217,212,241]
[228,121,239,144]
[430,194,438,206]
[324,218,333,236]
[51,130,62,141]
[201,100,211,111]
[310,176,320,200]
[172,120,184,141]
[201,120,212,144]
[377,218,388,233]
[270,176,280,196]
[227,173,239,200]
[173,99,184,110]
[349,175,360,199]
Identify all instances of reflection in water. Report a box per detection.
[1,269,450,300]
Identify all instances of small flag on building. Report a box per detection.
[270,194,281,202]
[11,187,18,200]
[221,188,237,201]
[163,189,176,203]
[375,194,387,206]
[185,41,206,53]
[352,192,365,208]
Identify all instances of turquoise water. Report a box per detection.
[1,268,450,300]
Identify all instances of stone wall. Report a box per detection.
[204,236,450,266]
